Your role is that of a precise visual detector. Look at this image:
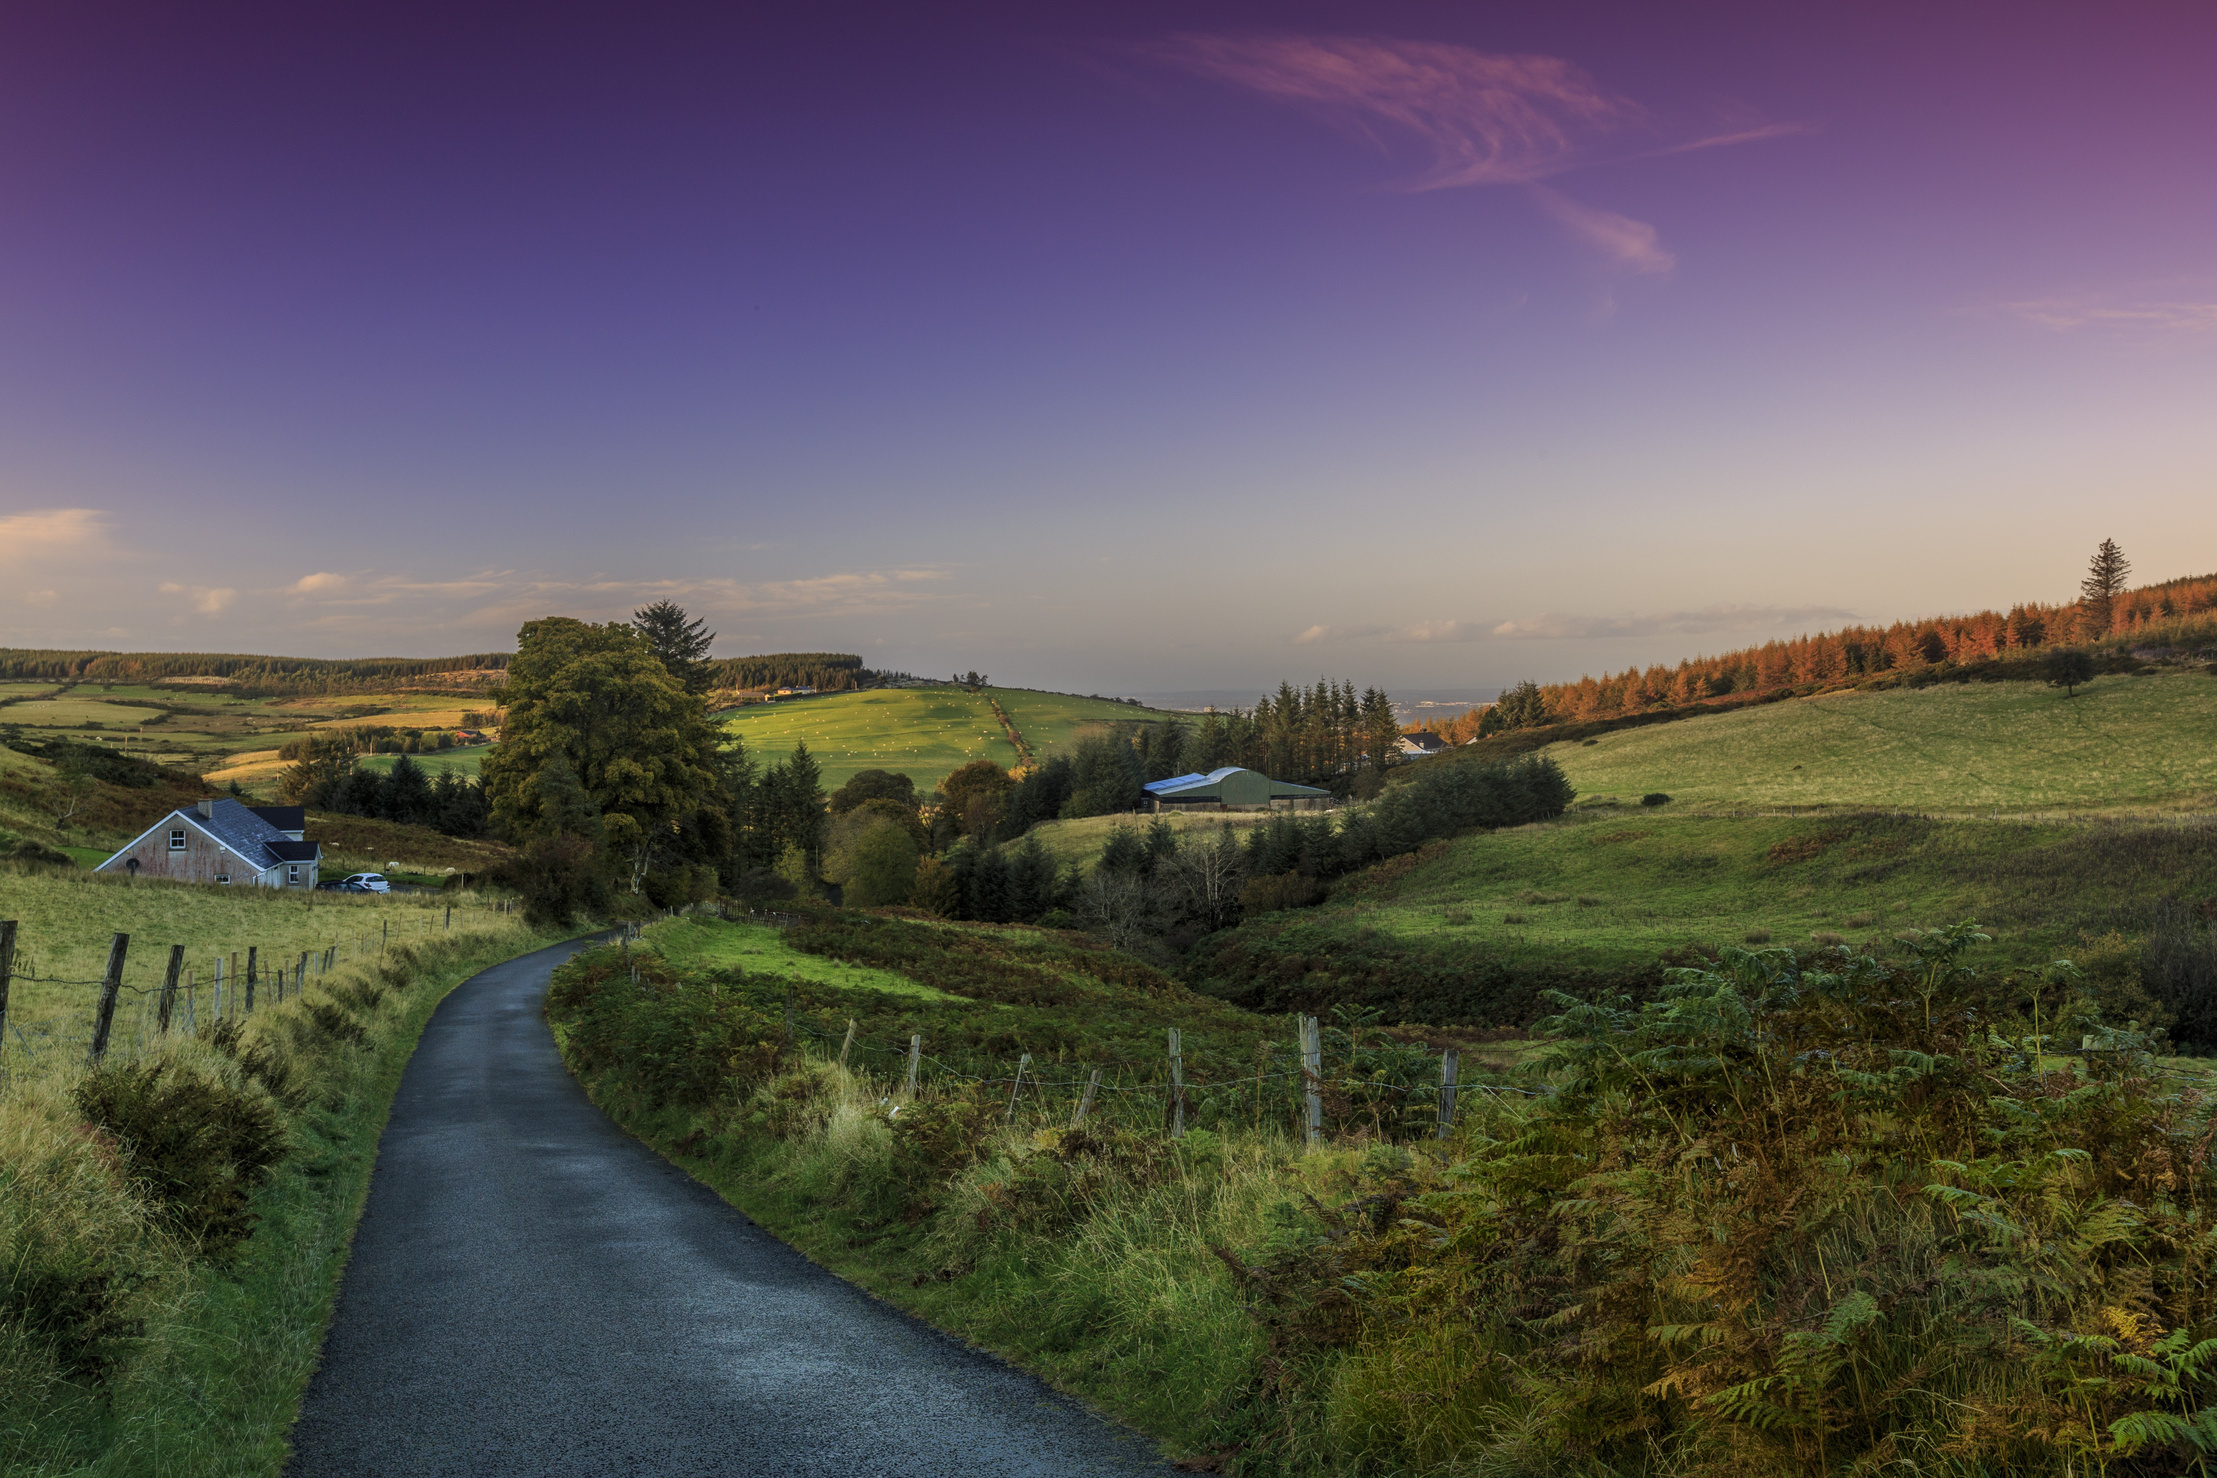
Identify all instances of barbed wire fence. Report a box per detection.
[0,901,522,1090]
[592,925,1537,1145]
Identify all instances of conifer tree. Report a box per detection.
[2080,538,2131,637]
[632,600,716,694]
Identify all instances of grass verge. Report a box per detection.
[1,914,569,1475]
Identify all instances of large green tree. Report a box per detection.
[483,617,722,894]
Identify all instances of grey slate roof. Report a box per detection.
[190,799,321,870]
[250,805,306,833]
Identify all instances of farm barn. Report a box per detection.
[1142,767,1331,813]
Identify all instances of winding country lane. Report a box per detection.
[287,937,1178,1477]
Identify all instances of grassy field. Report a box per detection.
[717,685,1168,791]
[0,864,516,1090]
[1185,805,2217,1029]
[642,915,958,1001]
[0,679,489,787]
[355,746,490,780]
[1540,668,2217,814]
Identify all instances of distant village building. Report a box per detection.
[772,686,817,698]
[1142,767,1332,813]
[1397,732,1448,758]
[95,800,322,889]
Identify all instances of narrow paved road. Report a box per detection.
[288,937,1177,1476]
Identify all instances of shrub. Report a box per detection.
[9,838,75,866]
[1639,792,1672,806]
[70,1050,287,1256]
[2142,900,2217,1049]
[1503,912,1528,925]
[1442,909,1473,926]
[1810,929,1846,946]
[1240,871,1324,917]
[1744,927,1772,943]
[0,1091,183,1386]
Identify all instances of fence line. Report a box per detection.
[0,901,519,1082]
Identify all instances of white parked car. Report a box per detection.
[342,872,392,893]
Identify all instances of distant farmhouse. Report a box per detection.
[1397,732,1448,758]
[96,799,322,888]
[1142,767,1332,813]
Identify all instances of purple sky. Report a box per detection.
[3,2,2213,692]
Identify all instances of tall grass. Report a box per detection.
[0,881,559,1475]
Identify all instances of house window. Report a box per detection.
[215,873,231,885]
[169,829,186,851]
[287,864,301,884]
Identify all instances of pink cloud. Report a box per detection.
[1146,33,1638,190]
[1529,186,1674,275]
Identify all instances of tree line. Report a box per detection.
[1410,541,2210,741]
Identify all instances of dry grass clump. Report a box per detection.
[1744,927,1773,944]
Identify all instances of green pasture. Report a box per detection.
[640,915,959,1002]
[356,746,490,780]
[717,686,1168,791]
[1275,808,2217,974]
[1544,669,2217,814]
[2,697,170,728]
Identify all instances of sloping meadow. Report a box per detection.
[549,911,2217,1476]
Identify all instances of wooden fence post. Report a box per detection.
[903,1034,922,1098]
[1006,1054,1030,1125]
[297,951,308,1001]
[1437,1049,1460,1141]
[0,921,14,1067]
[839,1019,856,1069]
[1167,1028,1186,1138]
[229,952,238,1017]
[445,905,452,931]
[158,944,185,1033]
[89,932,129,1064]
[245,946,257,1014]
[1072,1067,1101,1127]
[1300,1015,1322,1147]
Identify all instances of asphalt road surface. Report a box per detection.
[287,937,1178,1477]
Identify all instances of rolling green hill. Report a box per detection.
[1536,669,2217,814]
[716,685,1167,791]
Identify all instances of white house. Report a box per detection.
[1396,733,1448,758]
[96,799,322,889]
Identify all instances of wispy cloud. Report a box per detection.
[1529,186,1674,275]
[159,582,238,617]
[1142,32,1794,278]
[1144,33,1641,190]
[1293,604,1853,647]
[1489,604,1854,640]
[1991,291,2217,341]
[274,567,960,635]
[0,507,109,564]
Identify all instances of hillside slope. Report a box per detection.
[1533,669,2217,814]
[715,685,1166,790]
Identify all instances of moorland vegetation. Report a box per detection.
[549,907,2217,1476]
